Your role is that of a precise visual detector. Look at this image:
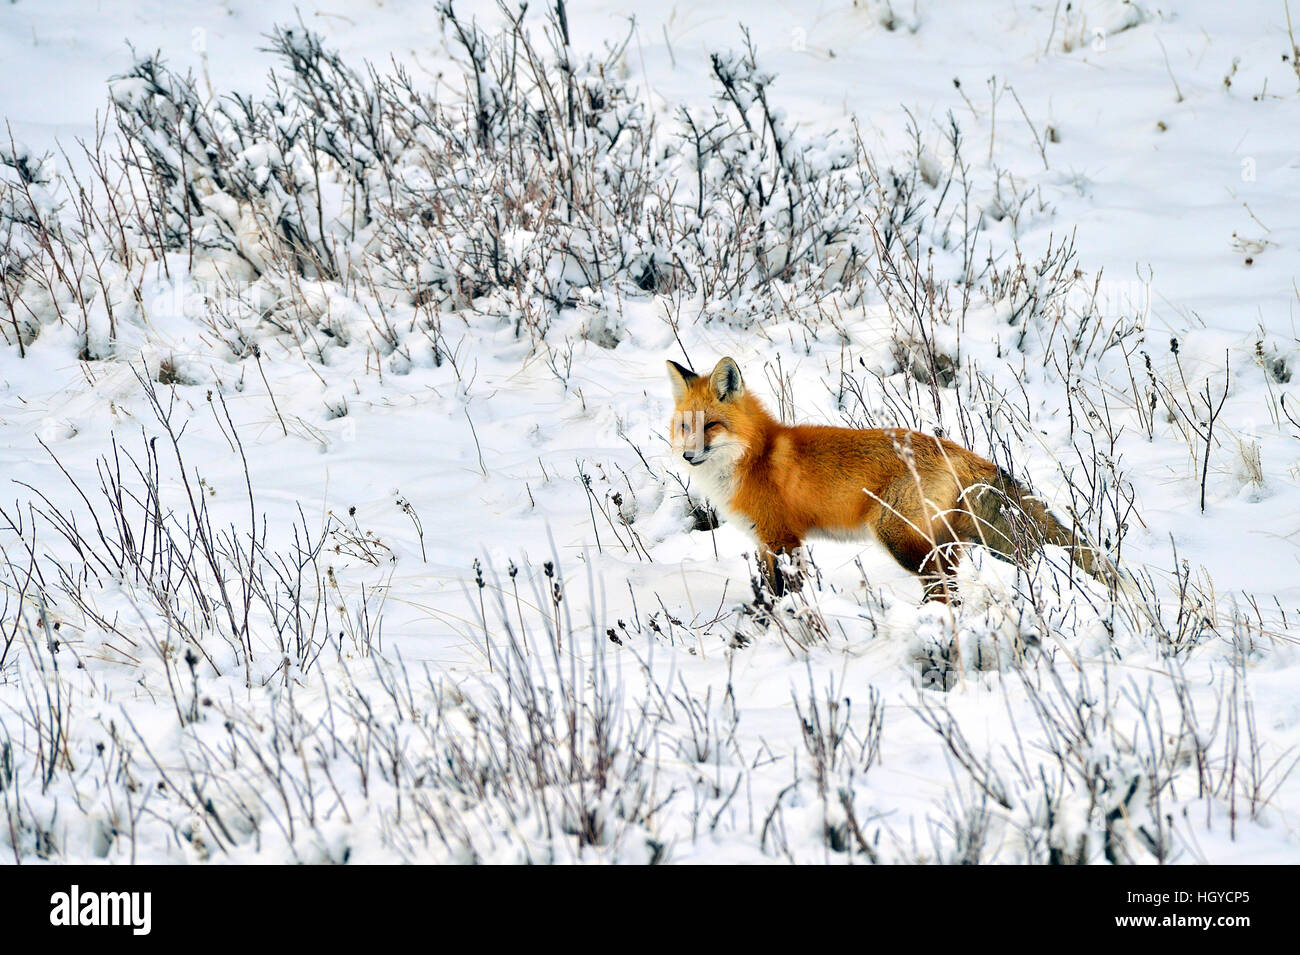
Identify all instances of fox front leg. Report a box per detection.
[759,536,803,597]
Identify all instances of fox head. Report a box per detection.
[666,357,751,469]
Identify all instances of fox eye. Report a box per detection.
[704,421,723,433]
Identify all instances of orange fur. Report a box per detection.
[667,356,1106,602]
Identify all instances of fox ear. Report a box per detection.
[710,357,744,402]
[666,360,697,402]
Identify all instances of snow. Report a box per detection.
[0,0,1299,863]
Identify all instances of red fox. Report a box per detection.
[667,356,1114,602]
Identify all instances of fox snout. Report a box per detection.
[670,409,709,460]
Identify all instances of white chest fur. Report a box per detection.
[685,444,756,537]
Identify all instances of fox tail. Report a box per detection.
[966,468,1130,593]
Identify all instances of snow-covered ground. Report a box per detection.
[1,0,1298,863]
